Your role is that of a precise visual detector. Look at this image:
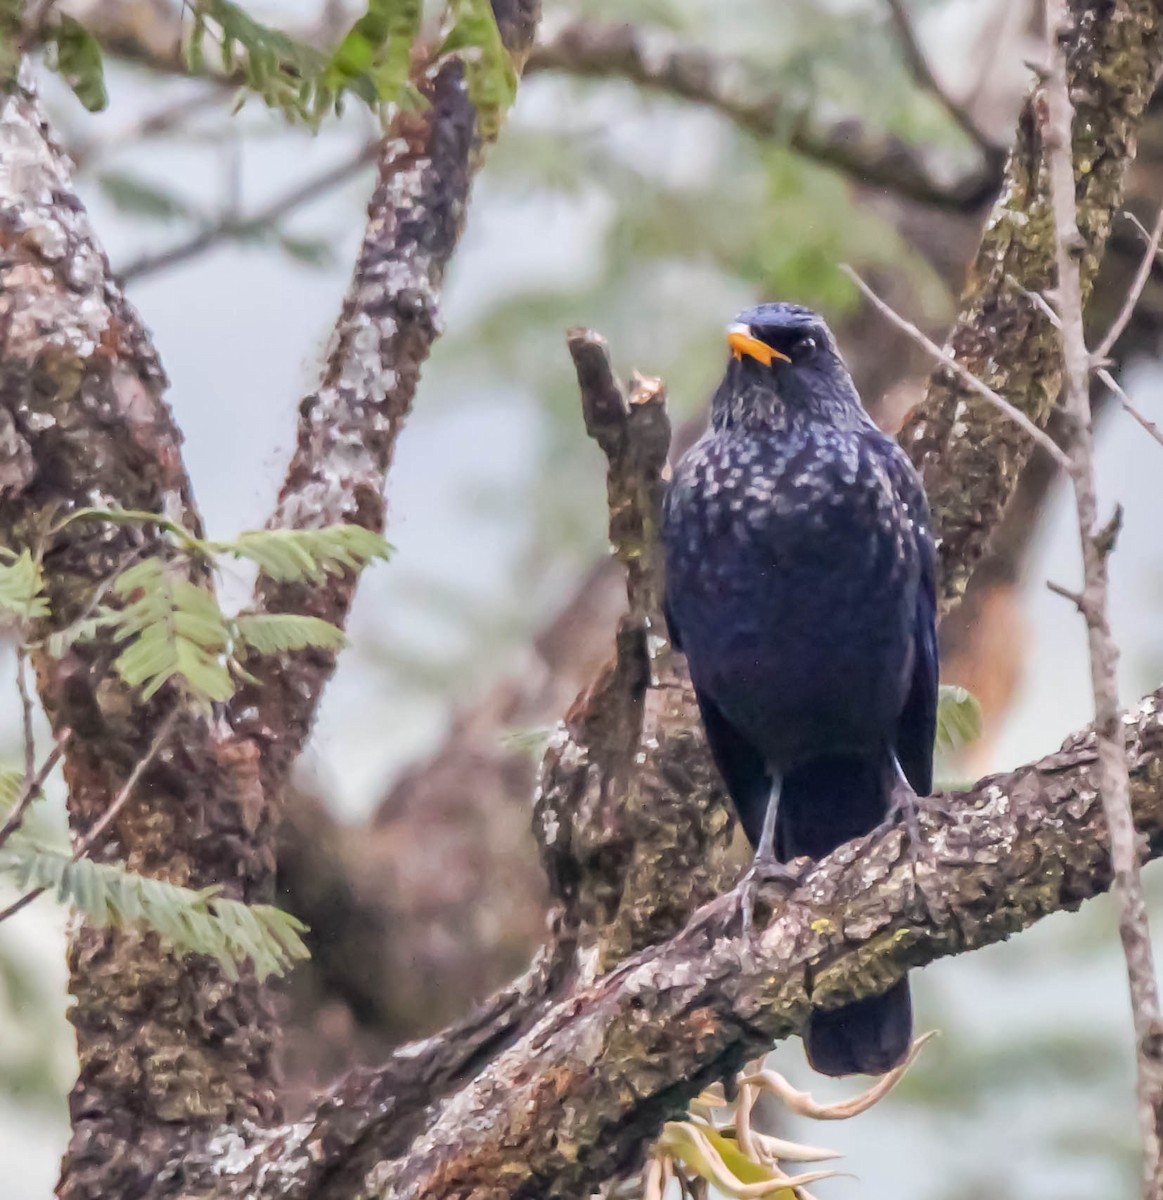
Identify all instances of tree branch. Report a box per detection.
[227,1,542,792]
[117,140,379,283]
[0,79,281,1200]
[526,19,999,211]
[883,0,997,154]
[899,0,1163,613]
[1043,3,1163,1189]
[158,686,1163,1197]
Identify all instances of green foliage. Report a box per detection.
[234,612,347,655]
[97,171,196,223]
[186,0,334,124]
[0,839,308,981]
[214,525,391,583]
[105,559,235,705]
[0,767,23,813]
[324,0,422,109]
[0,0,23,85]
[442,0,519,138]
[0,549,50,621]
[178,0,513,130]
[935,684,984,757]
[47,15,108,112]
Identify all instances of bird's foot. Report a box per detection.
[730,855,809,937]
[888,792,958,854]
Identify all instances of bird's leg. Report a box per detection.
[732,780,804,936]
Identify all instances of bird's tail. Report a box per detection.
[775,754,912,1077]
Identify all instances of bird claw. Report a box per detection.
[730,856,807,937]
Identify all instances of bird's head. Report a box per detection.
[715,302,863,431]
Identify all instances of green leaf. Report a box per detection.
[101,560,235,705]
[277,232,336,266]
[441,0,518,140]
[324,0,421,105]
[48,15,108,112]
[0,839,310,981]
[935,684,984,756]
[234,613,347,654]
[0,767,24,815]
[215,525,391,583]
[0,549,50,621]
[97,171,196,223]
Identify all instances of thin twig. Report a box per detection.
[841,264,1072,468]
[1096,367,1163,451]
[1093,204,1163,363]
[883,0,996,154]
[1044,5,1163,1196]
[0,735,69,852]
[72,708,179,861]
[15,645,35,781]
[118,141,378,283]
[0,710,177,925]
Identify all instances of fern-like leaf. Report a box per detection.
[0,549,50,621]
[234,613,347,654]
[103,560,235,704]
[935,684,983,757]
[0,767,23,814]
[0,840,309,981]
[216,525,391,584]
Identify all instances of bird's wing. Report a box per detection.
[693,686,772,848]
[662,589,683,652]
[895,544,938,795]
[886,445,938,797]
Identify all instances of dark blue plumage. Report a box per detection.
[661,302,937,1077]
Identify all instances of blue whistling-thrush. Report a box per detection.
[661,302,937,1077]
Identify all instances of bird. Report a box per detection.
[660,301,937,1077]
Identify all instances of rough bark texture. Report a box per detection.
[0,82,280,1200]
[902,0,1163,611]
[152,689,1163,1198]
[5,0,1163,1196]
[228,0,541,793]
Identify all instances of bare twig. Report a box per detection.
[15,645,35,780]
[1093,204,1163,363]
[0,709,177,925]
[1097,366,1163,451]
[72,708,179,862]
[0,735,68,852]
[1043,5,1163,1195]
[883,0,996,154]
[117,141,378,282]
[841,264,1072,468]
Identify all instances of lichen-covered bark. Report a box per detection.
[902,0,1163,609]
[0,82,279,1200]
[229,0,542,792]
[152,689,1163,1198]
[534,333,736,971]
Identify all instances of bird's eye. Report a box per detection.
[794,335,817,358]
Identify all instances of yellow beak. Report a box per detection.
[727,323,790,367]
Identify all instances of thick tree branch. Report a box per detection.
[227,1,541,792]
[527,19,999,211]
[0,80,281,1200]
[900,0,1163,612]
[160,687,1163,1197]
